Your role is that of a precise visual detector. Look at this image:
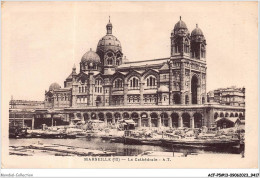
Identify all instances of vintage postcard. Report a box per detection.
[1,1,258,169]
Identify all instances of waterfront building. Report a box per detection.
[207,86,245,107]
[9,98,44,109]
[9,17,245,130]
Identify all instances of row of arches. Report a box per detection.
[69,111,204,128]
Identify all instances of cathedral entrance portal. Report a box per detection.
[191,75,198,104]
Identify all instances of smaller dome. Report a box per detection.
[158,86,169,93]
[81,48,100,63]
[174,16,187,31]
[191,24,204,36]
[49,82,61,91]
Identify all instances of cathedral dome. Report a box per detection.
[97,34,122,53]
[96,18,122,53]
[49,82,61,91]
[174,16,188,31]
[81,48,100,64]
[191,24,204,36]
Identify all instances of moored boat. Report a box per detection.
[123,137,161,146]
[160,137,239,148]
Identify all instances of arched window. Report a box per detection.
[146,75,157,89]
[107,59,113,65]
[113,78,123,90]
[202,97,205,104]
[95,78,103,93]
[201,45,206,58]
[184,39,189,53]
[129,77,139,90]
[185,95,189,104]
[116,60,120,66]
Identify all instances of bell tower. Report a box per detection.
[170,17,207,105]
[171,16,190,57]
[191,24,207,60]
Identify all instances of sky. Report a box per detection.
[2,1,258,101]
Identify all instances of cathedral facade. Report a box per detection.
[44,17,207,109]
[10,17,245,130]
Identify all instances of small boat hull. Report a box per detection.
[161,138,239,148]
[123,137,161,146]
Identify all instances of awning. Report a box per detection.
[215,117,240,123]
[124,119,136,124]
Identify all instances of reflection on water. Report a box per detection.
[9,138,240,156]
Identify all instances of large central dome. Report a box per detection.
[96,18,122,53]
[97,34,122,53]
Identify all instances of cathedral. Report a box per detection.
[10,16,244,129]
[44,17,207,109]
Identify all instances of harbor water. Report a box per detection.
[9,137,241,156]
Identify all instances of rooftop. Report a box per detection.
[118,58,169,69]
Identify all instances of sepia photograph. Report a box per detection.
[1,1,258,171]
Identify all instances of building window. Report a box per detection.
[129,77,139,90]
[107,59,112,65]
[146,76,157,89]
[114,78,123,90]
